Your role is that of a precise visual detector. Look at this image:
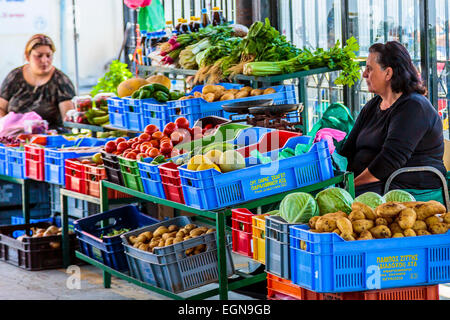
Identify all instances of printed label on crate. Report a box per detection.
[249,172,288,195]
[91,246,104,263]
[366,250,425,289]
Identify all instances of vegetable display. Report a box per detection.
[179,85,277,102]
[315,187,354,215]
[279,192,319,224]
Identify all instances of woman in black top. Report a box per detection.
[340,41,446,196]
[0,34,76,130]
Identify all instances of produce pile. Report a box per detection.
[15,224,72,250]
[127,223,216,255]
[152,19,361,87]
[180,84,276,102]
[66,94,113,126]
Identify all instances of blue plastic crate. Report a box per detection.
[137,157,166,199]
[178,139,334,210]
[108,99,126,129]
[123,103,146,132]
[289,225,450,293]
[11,216,54,238]
[142,100,170,130]
[120,216,235,293]
[6,148,26,179]
[44,148,100,185]
[0,202,51,226]
[73,205,159,272]
[0,180,49,207]
[0,145,7,176]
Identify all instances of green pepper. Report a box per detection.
[151,155,167,165]
[153,91,169,103]
[132,90,141,99]
[170,91,185,101]
[141,84,154,94]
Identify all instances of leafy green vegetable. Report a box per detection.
[354,192,386,209]
[100,228,130,239]
[279,193,319,223]
[315,187,354,215]
[91,60,133,96]
[384,190,416,203]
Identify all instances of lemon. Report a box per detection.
[205,150,223,165]
[196,163,222,172]
[187,155,213,171]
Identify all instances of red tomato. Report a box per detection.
[140,144,150,153]
[147,148,160,158]
[163,122,177,137]
[145,124,159,136]
[160,142,173,155]
[131,142,140,150]
[136,153,148,161]
[115,137,127,145]
[152,131,164,140]
[149,139,159,148]
[126,152,137,160]
[105,141,117,153]
[175,117,190,130]
[138,133,151,143]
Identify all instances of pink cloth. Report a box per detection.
[0,112,43,137]
[314,128,347,154]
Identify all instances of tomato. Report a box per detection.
[116,142,129,153]
[131,142,140,150]
[160,142,173,155]
[138,133,151,143]
[140,144,150,153]
[145,124,159,136]
[149,139,159,148]
[147,147,160,158]
[152,131,164,140]
[126,152,137,160]
[163,122,177,137]
[160,137,172,145]
[175,117,190,130]
[105,141,117,153]
[115,137,127,145]
[170,131,183,145]
[136,153,148,161]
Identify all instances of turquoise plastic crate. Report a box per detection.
[290,225,450,293]
[178,139,334,210]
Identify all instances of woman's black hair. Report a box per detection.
[369,41,427,95]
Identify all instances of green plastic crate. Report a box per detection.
[118,157,144,192]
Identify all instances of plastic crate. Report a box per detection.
[50,184,61,215]
[7,147,27,179]
[11,215,76,237]
[0,179,49,208]
[68,198,100,219]
[101,151,125,187]
[25,144,46,181]
[137,157,166,199]
[118,157,144,192]
[265,215,299,280]
[44,147,100,185]
[236,130,303,158]
[267,272,321,300]
[65,159,87,194]
[252,213,271,265]
[0,145,7,175]
[84,163,128,199]
[0,221,78,271]
[159,162,185,204]
[123,102,146,131]
[107,97,126,129]
[178,140,334,210]
[193,116,231,129]
[231,209,254,258]
[142,99,170,129]
[0,202,51,226]
[121,216,235,293]
[74,205,159,272]
[290,225,450,293]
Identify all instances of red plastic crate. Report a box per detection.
[231,209,255,258]
[231,208,254,233]
[237,130,301,158]
[84,163,130,199]
[267,273,440,301]
[65,159,87,194]
[25,144,46,181]
[159,162,185,204]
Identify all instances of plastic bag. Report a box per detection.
[138,0,165,32]
[0,112,44,137]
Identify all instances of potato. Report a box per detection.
[128,236,138,244]
[425,215,442,228]
[332,229,341,235]
[389,222,403,235]
[173,237,183,244]
[310,229,322,233]
[176,230,186,238]
[220,93,235,101]
[203,93,215,103]
[417,230,432,236]
[136,234,148,244]
[153,226,169,238]
[36,228,46,235]
[250,89,264,96]
[412,220,428,232]
[195,244,206,252]
[358,231,373,240]
[375,218,389,226]
[149,242,159,250]
[162,231,177,241]
[158,239,165,247]
[185,248,195,256]
[352,202,377,220]
[441,213,450,224]
[133,241,143,248]
[183,236,192,241]
[43,230,55,237]
[241,86,253,93]
[375,202,406,218]
[49,241,61,249]
[392,233,405,238]
[403,201,424,208]
[206,228,216,234]
[202,85,217,95]
[352,219,374,234]
[194,91,203,98]
[184,224,196,232]
[139,243,149,251]
[397,208,417,230]
[370,225,392,239]
[324,211,348,219]
[190,228,206,237]
[349,211,366,222]
[309,216,320,229]
[165,238,175,246]
[341,233,356,241]
[45,226,59,235]
[385,217,394,224]
[235,91,249,99]
[403,229,417,237]
[300,241,307,250]
[336,217,353,234]
[141,231,153,240]
[263,88,276,95]
[414,201,446,220]
[168,225,179,233]
[227,89,239,95]
[429,223,449,235]
[315,216,337,233]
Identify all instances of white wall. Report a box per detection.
[0,0,124,95]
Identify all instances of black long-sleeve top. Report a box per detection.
[340,92,446,190]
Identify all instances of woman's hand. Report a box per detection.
[354,168,380,187]
[0,97,8,117]
[59,99,75,121]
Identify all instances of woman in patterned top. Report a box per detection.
[0,34,76,130]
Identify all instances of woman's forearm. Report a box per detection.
[59,100,74,120]
[0,98,8,117]
[354,168,380,187]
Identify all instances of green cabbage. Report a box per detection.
[384,190,416,203]
[279,193,319,223]
[315,187,354,215]
[354,192,386,209]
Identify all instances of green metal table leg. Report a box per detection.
[345,172,356,198]
[216,210,228,300]
[21,179,30,224]
[100,180,111,288]
[61,193,70,268]
[103,270,112,288]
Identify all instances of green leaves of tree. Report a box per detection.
[91,60,133,96]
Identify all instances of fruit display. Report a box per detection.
[72,96,93,112]
[307,200,449,241]
[179,85,277,102]
[127,223,215,255]
[66,93,112,126]
[117,78,149,98]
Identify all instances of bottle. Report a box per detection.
[174,18,183,33]
[189,16,196,32]
[193,17,202,32]
[165,21,174,38]
[201,8,210,27]
[159,31,169,44]
[211,7,226,26]
[180,19,191,34]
